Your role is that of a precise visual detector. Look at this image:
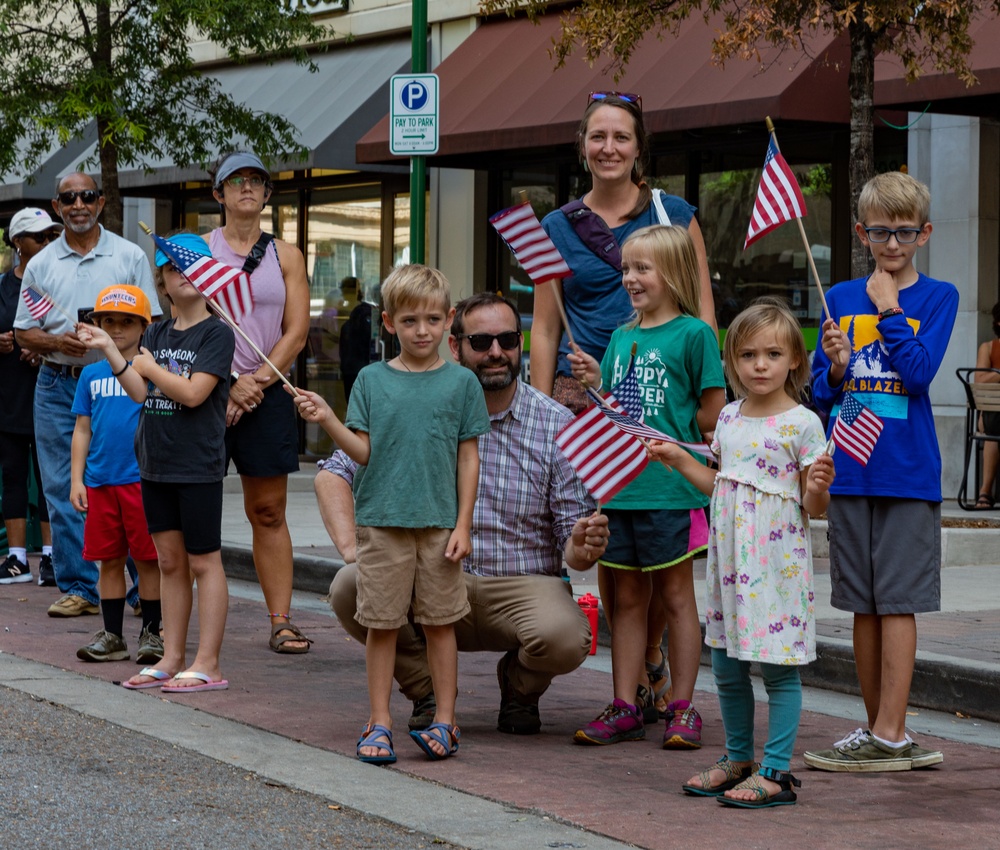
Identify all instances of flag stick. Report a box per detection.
[138,222,298,396]
[765,117,831,323]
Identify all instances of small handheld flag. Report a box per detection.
[556,395,648,502]
[150,233,253,324]
[831,393,884,467]
[490,201,571,286]
[22,285,54,320]
[744,137,807,250]
[607,361,644,420]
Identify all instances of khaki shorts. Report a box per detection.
[355,526,470,629]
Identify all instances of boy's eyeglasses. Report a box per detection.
[22,231,61,244]
[453,332,521,352]
[588,91,642,111]
[862,226,924,244]
[55,189,102,206]
[223,174,266,189]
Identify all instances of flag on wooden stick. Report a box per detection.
[831,392,884,466]
[22,285,54,320]
[744,137,807,249]
[150,232,254,324]
[490,201,571,285]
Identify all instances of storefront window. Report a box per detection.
[699,162,832,347]
[303,184,383,457]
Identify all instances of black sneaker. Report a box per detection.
[408,692,437,732]
[496,650,542,735]
[0,554,32,584]
[37,554,56,587]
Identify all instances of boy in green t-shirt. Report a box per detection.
[293,264,489,764]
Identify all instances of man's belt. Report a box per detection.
[41,360,85,379]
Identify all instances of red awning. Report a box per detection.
[356,14,851,164]
[874,14,1000,115]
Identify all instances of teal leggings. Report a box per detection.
[711,648,802,772]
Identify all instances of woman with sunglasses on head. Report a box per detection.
[537,93,717,727]
[0,209,61,585]
[207,151,313,654]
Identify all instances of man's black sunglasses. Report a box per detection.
[55,189,103,205]
[453,332,521,352]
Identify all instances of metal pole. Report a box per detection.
[410,0,427,264]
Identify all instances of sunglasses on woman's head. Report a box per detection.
[588,91,642,111]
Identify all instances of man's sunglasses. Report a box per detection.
[588,91,642,111]
[55,189,102,205]
[453,332,521,352]
[21,231,61,244]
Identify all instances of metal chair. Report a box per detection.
[955,367,1000,510]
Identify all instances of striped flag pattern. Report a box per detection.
[556,394,648,502]
[151,233,253,323]
[489,201,571,285]
[22,285,54,320]
[744,137,807,249]
[831,393,884,467]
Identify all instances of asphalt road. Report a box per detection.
[0,685,463,850]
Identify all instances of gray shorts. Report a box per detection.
[827,497,941,615]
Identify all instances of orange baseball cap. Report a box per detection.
[89,285,152,324]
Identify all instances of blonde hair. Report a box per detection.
[723,297,810,402]
[857,171,930,225]
[621,225,701,327]
[380,264,450,318]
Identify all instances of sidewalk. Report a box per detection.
[1,466,998,849]
[223,464,1000,723]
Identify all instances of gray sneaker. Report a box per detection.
[906,732,944,769]
[77,630,130,663]
[136,626,164,664]
[804,729,911,772]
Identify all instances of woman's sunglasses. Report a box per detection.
[21,231,61,244]
[588,91,642,111]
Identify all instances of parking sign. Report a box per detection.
[390,74,439,156]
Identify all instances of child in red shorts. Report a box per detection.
[70,285,161,664]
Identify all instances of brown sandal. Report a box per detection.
[269,620,313,654]
[974,493,995,510]
[682,756,756,797]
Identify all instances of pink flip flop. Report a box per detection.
[161,671,229,693]
[122,667,172,690]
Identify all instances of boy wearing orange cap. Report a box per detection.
[70,285,162,664]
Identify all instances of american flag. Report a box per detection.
[586,390,715,461]
[556,394,648,502]
[22,285,54,320]
[489,201,571,285]
[831,392,884,467]
[151,233,253,324]
[744,137,807,249]
[607,360,644,419]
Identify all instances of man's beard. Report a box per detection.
[460,351,519,391]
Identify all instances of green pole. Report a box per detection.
[410,0,427,265]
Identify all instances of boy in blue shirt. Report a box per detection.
[71,285,161,664]
[293,264,490,764]
[807,172,957,771]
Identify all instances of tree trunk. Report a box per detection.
[847,20,876,280]
[95,2,123,235]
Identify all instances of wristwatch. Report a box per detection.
[878,307,904,321]
[230,370,240,385]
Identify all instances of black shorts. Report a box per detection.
[225,382,299,478]
[141,478,224,555]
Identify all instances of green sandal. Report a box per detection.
[717,766,801,808]
[682,756,757,797]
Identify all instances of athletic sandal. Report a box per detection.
[717,767,801,809]
[682,756,757,797]
[409,722,460,760]
[974,493,995,510]
[269,620,314,654]
[122,667,172,690]
[357,724,396,765]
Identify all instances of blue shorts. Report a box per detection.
[600,508,708,571]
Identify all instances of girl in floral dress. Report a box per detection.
[648,298,835,808]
